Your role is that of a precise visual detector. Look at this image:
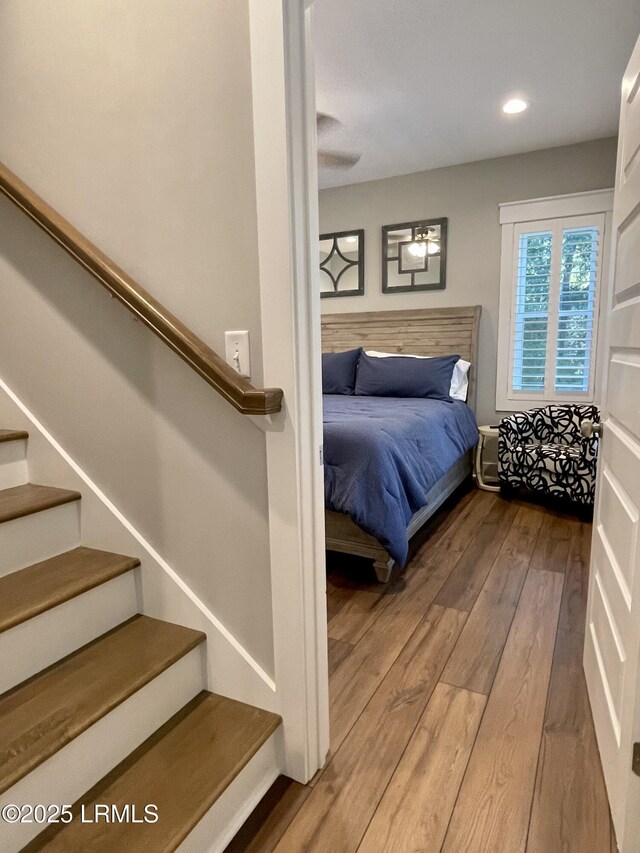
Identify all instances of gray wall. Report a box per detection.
[319,137,618,424]
[0,0,274,672]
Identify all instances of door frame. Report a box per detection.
[249,0,329,782]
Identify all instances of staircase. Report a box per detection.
[0,428,281,852]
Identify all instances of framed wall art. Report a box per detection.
[382,218,447,293]
[319,229,364,298]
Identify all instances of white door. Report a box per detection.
[584,33,640,853]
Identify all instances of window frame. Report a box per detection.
[496,189,614,412]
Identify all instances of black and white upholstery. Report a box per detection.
[498,404,600,505]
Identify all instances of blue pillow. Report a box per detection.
[322,348,362,395]
[355,352,459,400]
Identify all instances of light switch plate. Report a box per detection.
[224,330,251,379]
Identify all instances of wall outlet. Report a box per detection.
[224,330,251,379]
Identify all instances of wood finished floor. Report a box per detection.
[227,485,614,853]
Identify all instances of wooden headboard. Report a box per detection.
[321,305,482,410]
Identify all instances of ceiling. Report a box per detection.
[314,0,640,189]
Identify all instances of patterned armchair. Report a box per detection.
[498,404,600,505]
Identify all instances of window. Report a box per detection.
[512,218,601,395]
[497,190,613,411]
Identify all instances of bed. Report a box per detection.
[322,305,481,582]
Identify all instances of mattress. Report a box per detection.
[323,395,479,565]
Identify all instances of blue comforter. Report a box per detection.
[323,395,479,566]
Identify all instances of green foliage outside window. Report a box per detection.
[514,227,596,393]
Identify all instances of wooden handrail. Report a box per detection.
[0,161,283,416]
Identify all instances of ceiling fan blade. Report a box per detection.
[318,150,361,168]
[317,112,341,134]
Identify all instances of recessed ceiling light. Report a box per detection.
[502,98,528,115]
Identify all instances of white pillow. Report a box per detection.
[364,350,471,402]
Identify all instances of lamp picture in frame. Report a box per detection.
[319,229,365,298]
[382,218,447,292]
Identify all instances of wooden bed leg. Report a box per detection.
[373,558,394,584]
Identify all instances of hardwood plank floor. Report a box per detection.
[327,637,353,677]
[440,567,564,853]
[327,490,495,757]
[274,606,466,852]
[358,682,486,853]
[327,587,392,645]
[434,499,518,611]
[559,520,592,635]
[440,504,543,695]
[226,487,613,853]
[529,512,573,574]
[225,778,310,853]
[527,628,611,852]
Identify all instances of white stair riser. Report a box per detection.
[0,644,206,852]
[0,440,27,490]
[0,572,138,695]
[179,731,281,853]
[0,502,81,577]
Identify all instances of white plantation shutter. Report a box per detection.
[512,229,552,392]
[508,213,604,403]
[555,224,599,393]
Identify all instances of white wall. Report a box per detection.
[319,137,618,424]
[0,1,274,672]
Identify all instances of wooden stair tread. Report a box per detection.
[0,615,205,795]
[0,483,81,524]
[27,691,282,852]
[0,547,141,634]
[0,429,28,443]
